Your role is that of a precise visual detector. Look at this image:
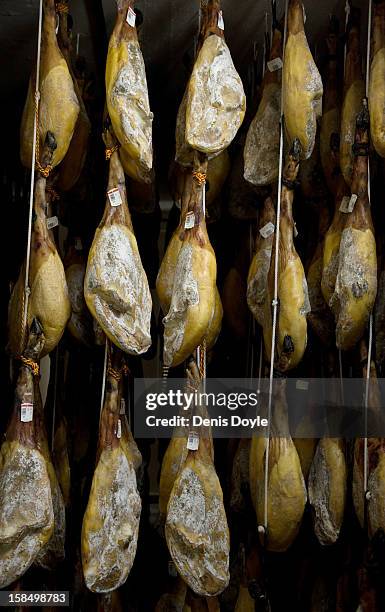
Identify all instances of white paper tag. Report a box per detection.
[259,222,275,238]
[120,398,126,415]
[339,193,357,213]
[75,237,83,251]
[296,379,309,391]
[116,419,122,439]
[217,10,224,30]
[187,432,199,451]
[168,561,178,577]
[21,403,33,422]
[126,6,136,27]
[107,188,122,207]
[267,57,283,72]
[184,211,195,229]
[46,216,59,230]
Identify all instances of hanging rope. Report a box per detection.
[261,0,289,539]
[20,356,40,377]
[363,0,373,503]
[105,144,120,160]
[23,0,44,342]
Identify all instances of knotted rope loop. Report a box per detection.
[20,356,40,377]
[105,144,120,160]
[192,171,206,186]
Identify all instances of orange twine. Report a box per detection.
[20,356,40,377]
[105,144,120,160]
[56,2,69,14]
[192,171,207,186]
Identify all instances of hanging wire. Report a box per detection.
[363,0,373,498]
[364,315,373,494]
[99,339,108,415]
[23,0,44,337]
[261,0,289,537]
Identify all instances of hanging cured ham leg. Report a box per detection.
[247,195,275,335]
[159,359,212,522]
[283,0,323,159]
[244,18,282,186]
[249,377,307,552]
[308,358,347,545]
[84,125,152,355]
[82,346,141,592]
[0,320,54,588]
[20,0,79,169]
[266,140,310,372]
[331,101,377,351]
[106,0,153,182]
[321,142,350,308]
[340,8,365,187]
[185,1,246,158]
[158,166,222,357]
[56,0,91,191]
[8,132,71,357]
[65,240,94,347]
[165,360,229,596]
[163,156,217,367]
[369,0,385,157]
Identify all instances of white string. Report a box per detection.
[23,0,44,336]
[100,340,108,415]
[363,0,373,499]
[262,0,289,535]
[364,314,373,494]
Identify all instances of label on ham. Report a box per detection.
[120,398,126,415]
[267,57,283,72]
[116,419,122,439]
[20,402,33,422]
[126,7,136,27]
[75,237,83,251]
[217,10,225,30]
[46,216,59,230]
[184,211,195,229]
[107,187,122,207]
[259,221,275,238]
[187,432,199,450]
[339,194,357,213]
[296,379,309,391]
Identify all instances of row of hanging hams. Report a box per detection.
[5,0,385,605]
[246,0,381,372]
